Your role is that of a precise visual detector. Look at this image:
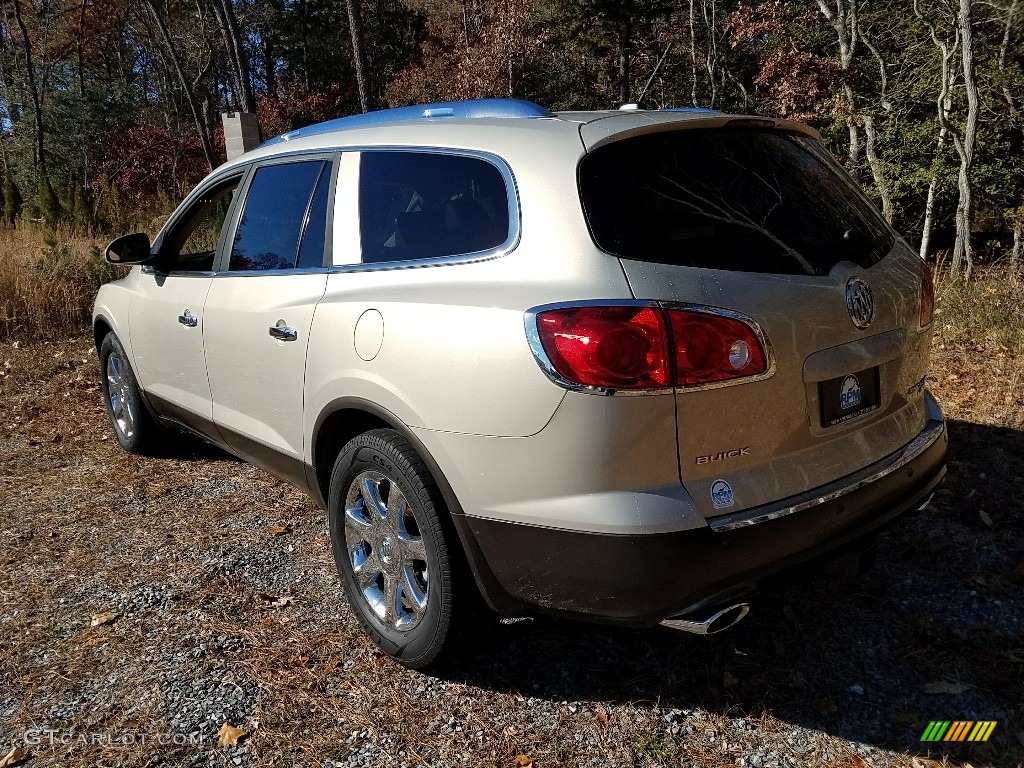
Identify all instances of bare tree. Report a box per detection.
[815,0,861,167]
[142,0,217,171]
[951,0,979,277]
[346,0,373,112]
[9,0,45,170]
[209,0,255,113]
[858,24,895,222]
[998,0,1019,115]
[914,0,960,261]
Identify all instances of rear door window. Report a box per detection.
[230,161,329,271]
[358,151,510,264]
[578,130,894,276]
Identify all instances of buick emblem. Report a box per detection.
[846,277,875,330]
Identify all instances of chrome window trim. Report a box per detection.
[523,299,776,396]
[709,418,945,532]
[140,266,215,278]
[215,145,520,275]
[215,246,510,277]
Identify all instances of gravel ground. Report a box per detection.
[0,335,1021,768]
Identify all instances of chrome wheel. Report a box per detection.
[105,352,136,439]
[344,470,429,630]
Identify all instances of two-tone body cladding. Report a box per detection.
[94,99,946,666]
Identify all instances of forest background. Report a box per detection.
[0,0,1021,339]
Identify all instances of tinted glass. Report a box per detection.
[359,152,509,263]
[296,164,331,269]
[165,180,239,271]
[579,130,894,276]
[231,161,324,271]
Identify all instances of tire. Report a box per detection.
[328,429,465,668]
[99,332,158,454]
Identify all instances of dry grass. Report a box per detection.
[932,270,1024,429]
[0,225,124,340]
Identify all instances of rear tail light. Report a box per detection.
[534,306,669,389]
[532,304,768,391]
[920,264,935,328]
[666,310,767,386]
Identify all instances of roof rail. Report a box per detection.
[660,107,723,115]
[264,99,552,146]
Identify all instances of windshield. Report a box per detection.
[578,130,894,276]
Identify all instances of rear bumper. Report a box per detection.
[462,415,947,625]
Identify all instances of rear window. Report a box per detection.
[578,130,894,276]
[359,151,510,264]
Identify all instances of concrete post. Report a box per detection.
[221,112,260,162]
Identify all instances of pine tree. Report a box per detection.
[3,169,22,225]
[37,174,64,226]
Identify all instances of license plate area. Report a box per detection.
[820,367,880,427]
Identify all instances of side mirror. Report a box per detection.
[105,232,152,264]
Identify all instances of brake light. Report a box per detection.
[666,309,767,386]
[535,306,669,389]
[920,264,935,328]
[533,305,768,390]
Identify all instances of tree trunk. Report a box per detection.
[702,0,718,107]
[1011,217,1021,276]
[689,0,698,106]
[346,0,373,112]
[143,0,217,171]
[858,27,894,223]
[210,0,255,113]
[10,0,45,170]
[618,20,631,104]
[914,0,959,261]
[815,0,861,168]
[998,0,1019,114]
[951,0,979,278]
[862,116,893,223]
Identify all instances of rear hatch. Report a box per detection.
[577,122,933,518]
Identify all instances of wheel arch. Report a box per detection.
[309,397,525,615]
[93,314,115,351]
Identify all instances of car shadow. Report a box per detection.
[437,418,1024,763]
[150,428,243,463]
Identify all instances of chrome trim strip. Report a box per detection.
[523,299,775,397]
[709,419,945,532]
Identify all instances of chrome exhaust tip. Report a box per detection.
[660,603,750,635]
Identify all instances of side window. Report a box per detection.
[230,161,327,271]
[359,152,510,264]
[162,178,240,272]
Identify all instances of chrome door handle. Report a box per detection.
[178,310,198,327]
[269,323,298,342]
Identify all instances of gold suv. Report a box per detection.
[94,99,947,667]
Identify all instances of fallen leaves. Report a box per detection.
[979,509,994,527]
[512,756,535,768]
[0,747,29,768]
[90,610,119,627]
[258,593,294,608]
[269,524,293,537]
[216,722,247,748]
